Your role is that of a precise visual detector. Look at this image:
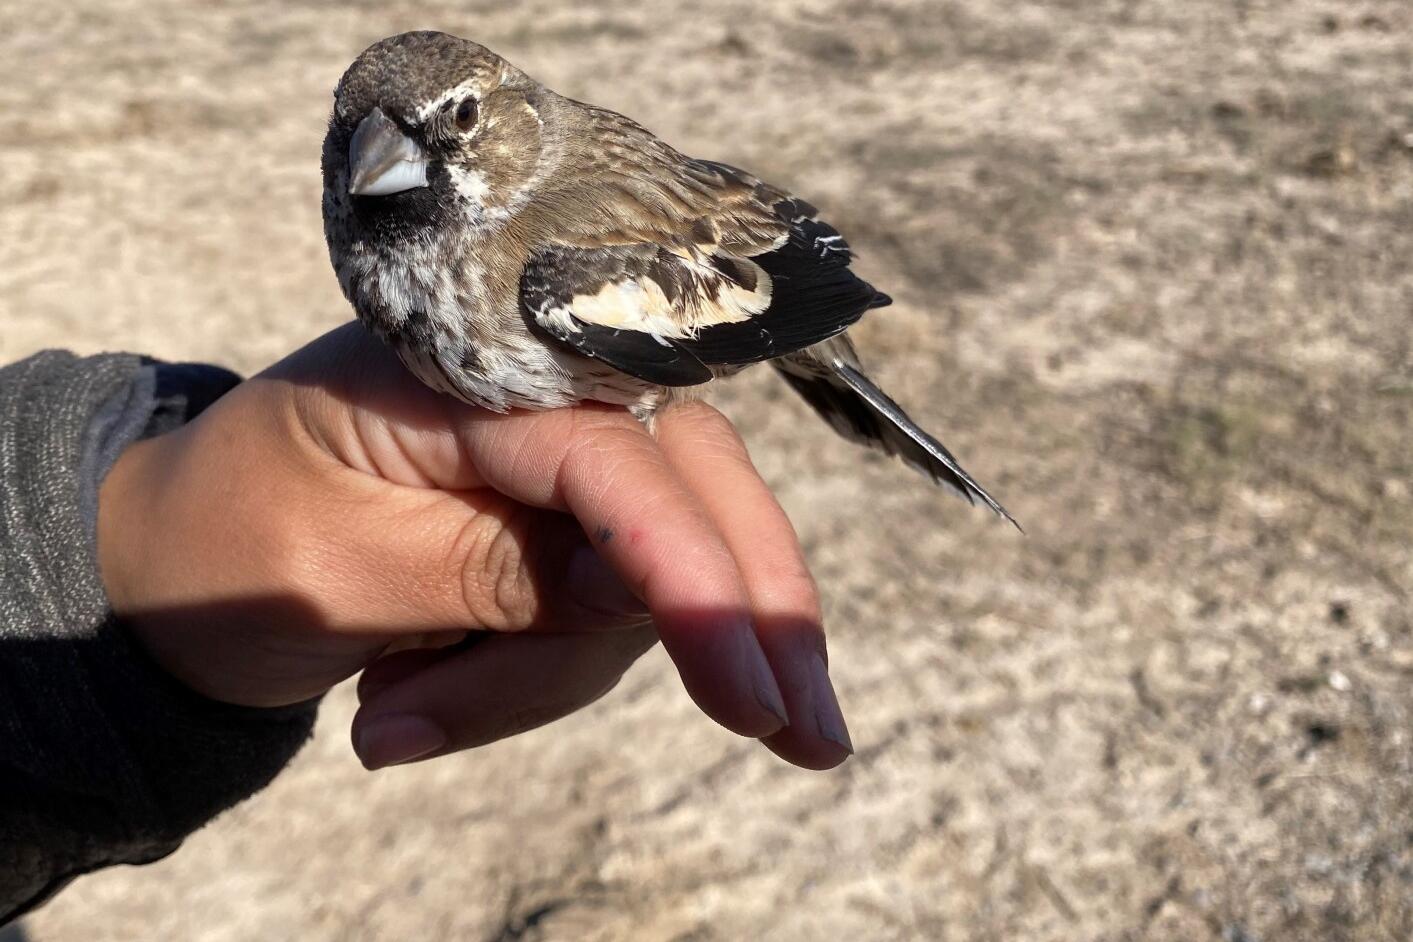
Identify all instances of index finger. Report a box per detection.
[458,405,791,741]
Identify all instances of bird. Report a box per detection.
[321,30,1014,524]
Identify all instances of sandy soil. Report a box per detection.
[4,1,1411,939]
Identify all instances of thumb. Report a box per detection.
[302,480,649,639]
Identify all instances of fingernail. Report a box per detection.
[810,653,853,753]
[750,647,790,729]
[354,713,447,770]
[567,546,648,616]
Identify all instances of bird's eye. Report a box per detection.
[453,98,478,132]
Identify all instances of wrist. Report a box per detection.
[97,431,168,620]
[95,393,297,705]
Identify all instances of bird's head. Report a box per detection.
[323,31,549,239]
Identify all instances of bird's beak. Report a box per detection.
[347,107,429,197]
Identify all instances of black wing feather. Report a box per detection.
[677,210,883,365]
[522,197,886,384]
[539,318,713,386]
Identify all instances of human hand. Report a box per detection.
[98,324,851,770]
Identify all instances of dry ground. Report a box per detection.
[3,1,1411,939]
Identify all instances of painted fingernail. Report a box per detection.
[354,713,447,770]
[810,653,853,753]
[567,546,648,616]
[750,646,790,729]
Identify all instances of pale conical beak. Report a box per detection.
[348,107,429,197]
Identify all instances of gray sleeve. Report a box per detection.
[0,351,320,923]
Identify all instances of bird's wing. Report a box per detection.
[522,158,888,386]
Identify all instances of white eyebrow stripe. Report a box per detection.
[416,78,486,122]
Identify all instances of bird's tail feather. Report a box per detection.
[774,354,1019,529]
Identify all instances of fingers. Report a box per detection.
[457,406,792,740]
[350,625,659,769]
[655,401,852,770]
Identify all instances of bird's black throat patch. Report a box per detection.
[348,162,455,245]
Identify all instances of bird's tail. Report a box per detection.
[773,342,1019,529]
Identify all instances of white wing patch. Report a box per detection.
[553,254,773,340]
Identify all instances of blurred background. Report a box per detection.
[3,1,1410,939]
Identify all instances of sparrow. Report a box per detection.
[322,31,1014,522]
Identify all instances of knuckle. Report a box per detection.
[476,700,577,748]
[566,420,653,467]
[760,562,825,625]
[504,702,566,737]
[669,400,745,445]
[450,511,538,631]
[693,403,742,441]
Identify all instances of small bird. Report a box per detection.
[322,31,1013,522]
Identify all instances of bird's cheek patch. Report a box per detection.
[448,167,493,210]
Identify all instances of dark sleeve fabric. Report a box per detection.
[0,351,320,923]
